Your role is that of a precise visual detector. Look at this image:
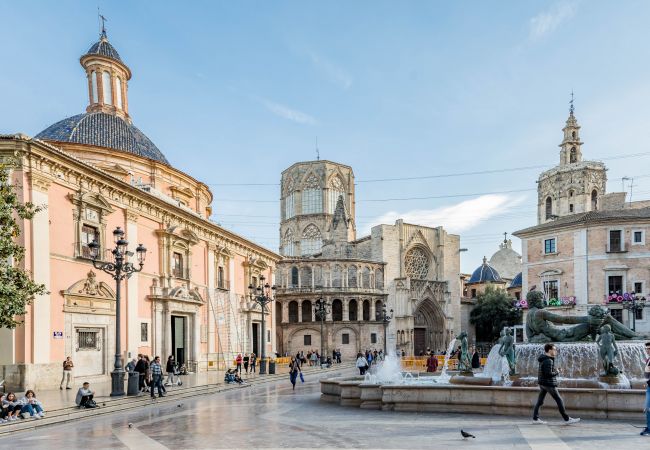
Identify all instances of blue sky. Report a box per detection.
[2,1,650,273]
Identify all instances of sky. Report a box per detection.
[2,0,650,273]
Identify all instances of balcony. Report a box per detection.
[217,279,230,291]
[275,285,384,295]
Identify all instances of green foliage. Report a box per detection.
[0,161,48,329]
[469,286,521,343]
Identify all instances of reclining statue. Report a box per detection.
[525,290,639,343]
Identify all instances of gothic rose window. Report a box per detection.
[404,247,430,279]
[301,224,322,255]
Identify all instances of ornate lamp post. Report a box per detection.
[248,275,275,375]
[88,227,146,397]
[380,303,393,355]
[622,294,647,332]
[314,297,331,367]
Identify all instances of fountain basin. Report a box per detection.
[359,383,382,410]
[450,375,492,386]
[340,380,364,407]
[320,376,363,403]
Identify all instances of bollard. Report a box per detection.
[268,360,276,375]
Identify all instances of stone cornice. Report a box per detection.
[0,135,279,264]
[27,172,52,192]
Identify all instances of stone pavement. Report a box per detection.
[0,366,648,449]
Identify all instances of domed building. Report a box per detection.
[489,237,522,281]
[0,29,279,391]
[465,256,507,298]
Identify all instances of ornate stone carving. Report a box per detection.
[79,270,99,295]
[404,247,430,280]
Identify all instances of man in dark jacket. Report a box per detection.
[134,354,146,392]
[532,343,580,425]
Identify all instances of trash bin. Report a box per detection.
[268,360,276,374]
[127,371,140,396]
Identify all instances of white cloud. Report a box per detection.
[529,2,578,41]
[361,194,527,236]
[308,52,353,90]
[260,98,317,125]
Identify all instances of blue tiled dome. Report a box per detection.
[35,112,169,165]
[509,272,522,288]
[468,257,502,284]
[85,37,122,62]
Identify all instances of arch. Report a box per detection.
[91,71,98,103]
[362,300,370,321]
[362,267,371,288]
[301,224,322,256]
[301,173,322,214]
[102,71,112,105]
[332,265,343,288]
[570,147,577,163]
[301,300,313,322]
[288,301,299,323]
[413,297,446,356]
[290,266,298,287]
[348,266,357,287]
[282,228,295,257]
[300,266,312,288]
[591,190,598,211]
[404,246,430,279]
[348,299,358,321]
[545,196,553,219]
[115,77,123,109]
[375,268,384,289]
[374,300,383,320]
[332,299,343,321]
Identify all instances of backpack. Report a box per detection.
[85,399,98,408]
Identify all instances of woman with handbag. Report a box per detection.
[289,356,301,391]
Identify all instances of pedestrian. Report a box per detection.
[289,356,301,391]
[640,341,650,436]
[125,358,137,372]
[165,355,176,386]
[134,354,147,392]
[243,353,249,374]
[310,351,318,367]
[426,353,439,373]
[59,356,74,390]
[236,353,243,374]
[250,353,257,374]
[336,349,341,364]
[150,356,165,398]
[144,355,152,389]
[356,352,369,375]
[532,343,580,425]
[401,349,406,358]
[471,347,481,369]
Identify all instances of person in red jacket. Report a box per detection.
[235,353,243,374]
[426,354,438,373]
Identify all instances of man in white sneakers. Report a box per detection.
[532,343,580,425]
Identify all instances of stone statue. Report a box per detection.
[596,324,620,376]
[457,331,472,372]
[525,290,638,343]
[498,327,517,375]
[79,270,99,295]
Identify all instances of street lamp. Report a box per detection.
[622,294,647,332]
[88,226,146,397]
[248,275,275,374]
[314,297,331,367]
[380,303,393,355]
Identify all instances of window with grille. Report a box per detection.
[77,328,99,351]
[141,323,148,342]
[81,225,99,258]
[609,230,623,252]
[173,252,184,278]
[304,335,311,346]
[342,333,350,345]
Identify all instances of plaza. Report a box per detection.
[0,367,647,449]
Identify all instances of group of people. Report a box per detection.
[234,353,257,374]
[0,391,45,423]
[355,349,385,375]
[125,354,184,397]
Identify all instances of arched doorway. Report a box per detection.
[413,298,445,355]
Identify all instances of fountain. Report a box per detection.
[323,290,648,419]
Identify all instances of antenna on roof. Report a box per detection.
[569,90,575,115]
[316,136,320,161]
[503,232,508,243]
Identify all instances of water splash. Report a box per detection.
[477,344,510,384]
[436,338,457,384]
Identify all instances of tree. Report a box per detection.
[469,286,521,343]
[0,161,48,329]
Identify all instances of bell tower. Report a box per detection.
[559,93,583,166]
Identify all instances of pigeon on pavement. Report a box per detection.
[461,430,476,439]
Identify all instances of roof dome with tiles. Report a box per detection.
[35,30,170,165]
[468,256,502,284]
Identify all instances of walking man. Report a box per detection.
[641,341,650,436]
[150,356,165,398]
[532,343,580,425]
[59,356,74,390]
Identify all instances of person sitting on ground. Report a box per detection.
[225,368,237,383]
[325,356,332,368]
[1,393,22,422]
[234,372,245,385]
[19,390,44,419]
[75,382,96,408]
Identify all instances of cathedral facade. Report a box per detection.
[275,160,461,358]
[0,30,279,390]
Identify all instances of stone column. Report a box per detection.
[164,306,172,359]
[207,248,216,354]
[126,210,139,360]
[311,265,315,289]
[370,301,376,322]
[29,173,51,364]
[282,301,289,323]
[193,310,201,363]
[343,299,349,321]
